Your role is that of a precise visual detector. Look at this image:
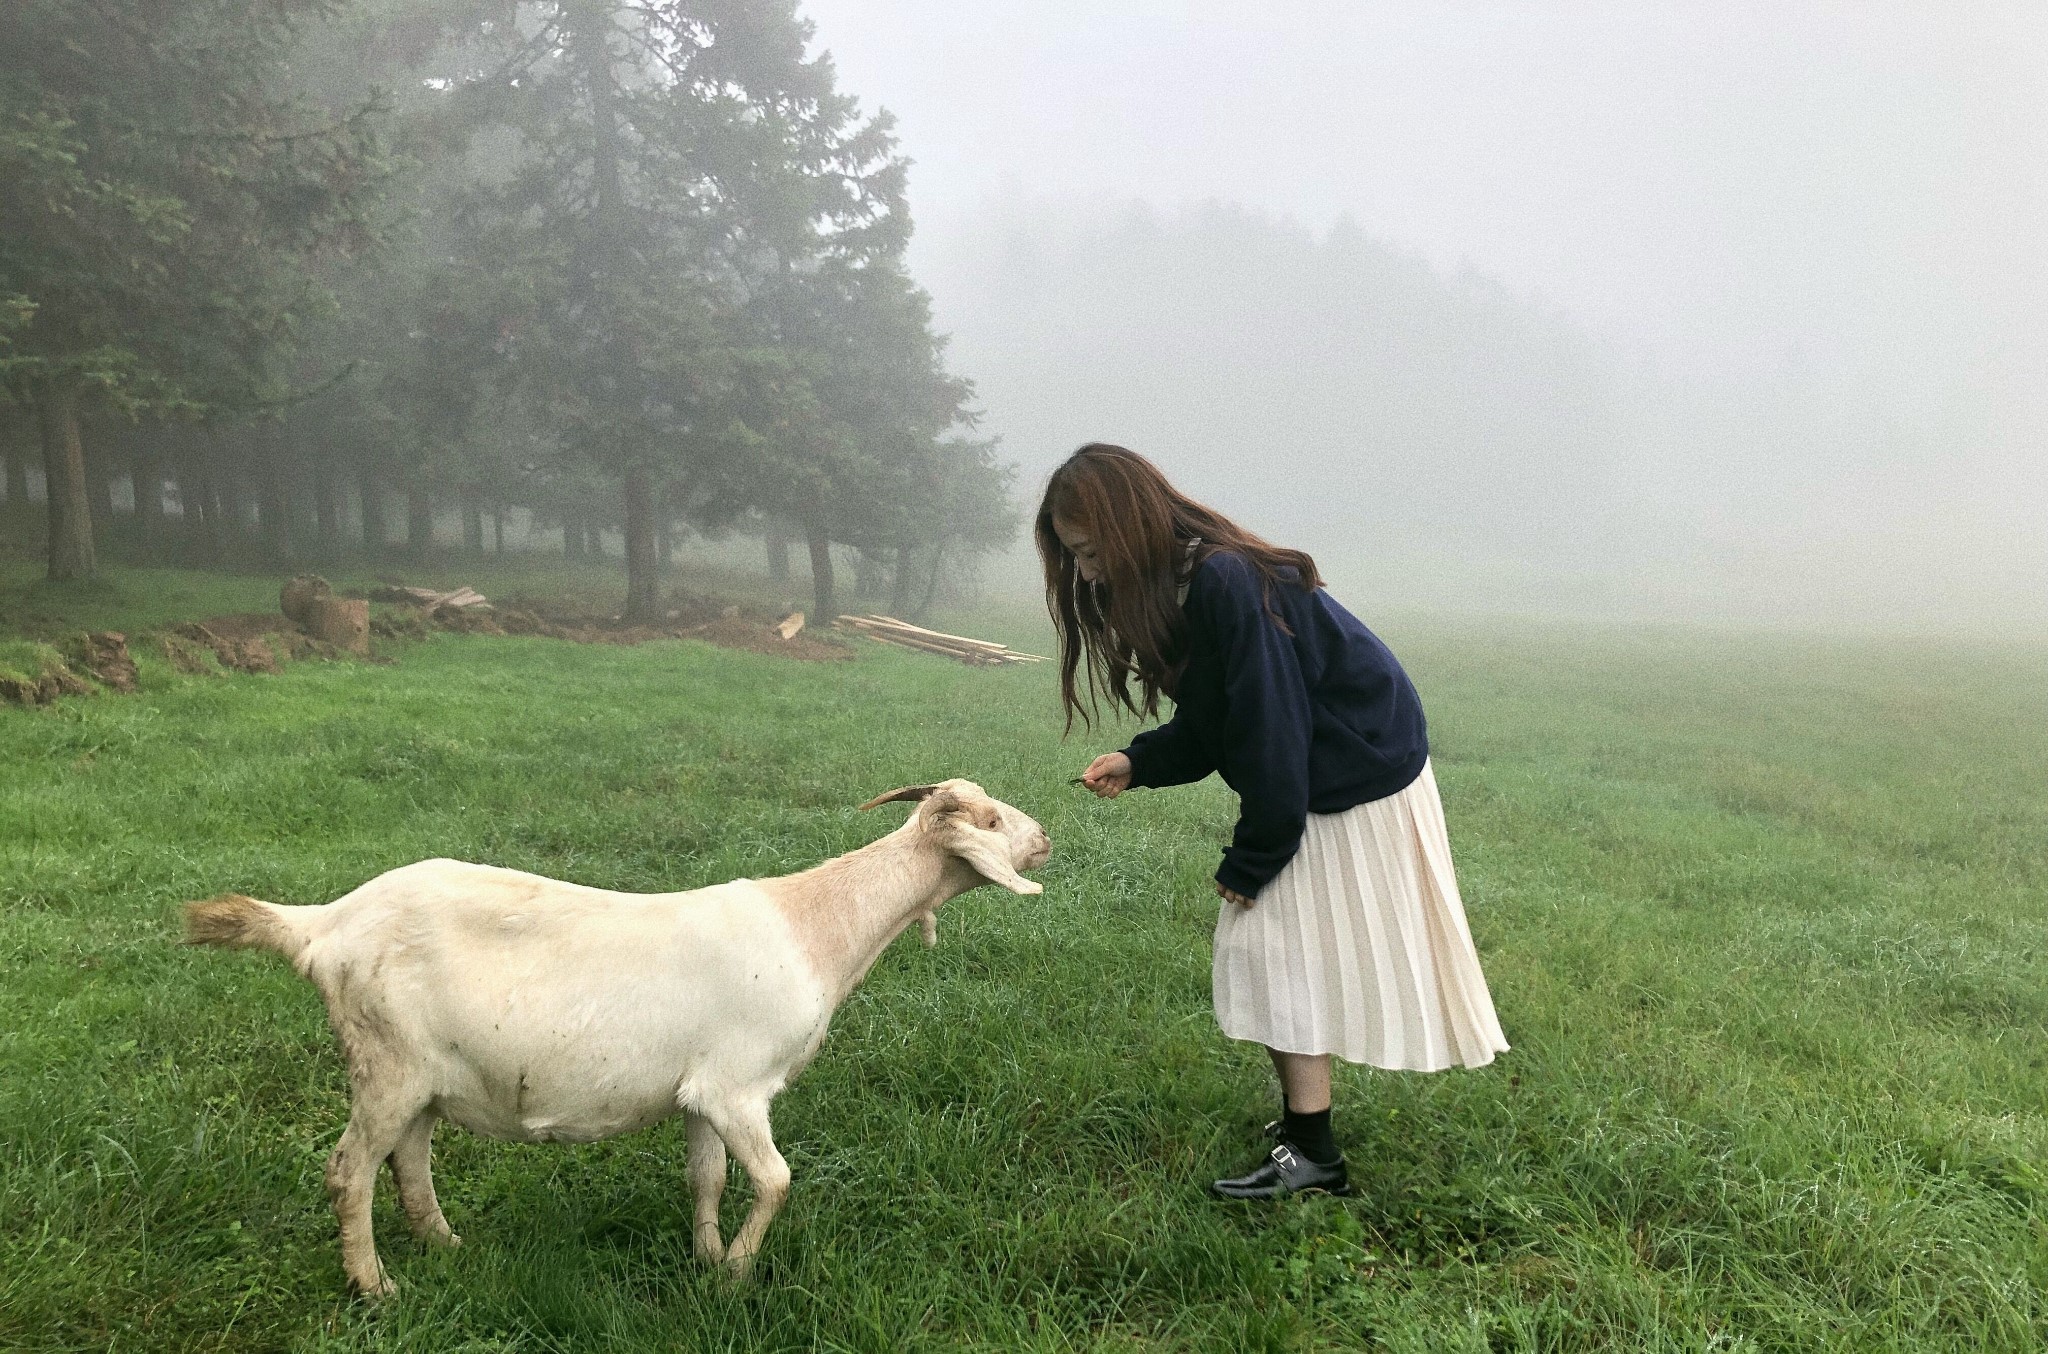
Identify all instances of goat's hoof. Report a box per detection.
[352,1271,398,1300]
[694,1235,725,1267]
[721,1252,757,1283]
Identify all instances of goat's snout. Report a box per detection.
[1025,828,1052,871]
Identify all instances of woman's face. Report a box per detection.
[1051,514,1105,585]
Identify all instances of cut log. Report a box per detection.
[280,574,333,625]
[303,597,370,655]
[774,611,806,641]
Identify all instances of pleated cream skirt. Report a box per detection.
[1212,761,1508,1071]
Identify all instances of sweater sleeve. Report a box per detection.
[1203,557,1314,898]
[1123,712,1214,790]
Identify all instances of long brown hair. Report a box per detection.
[1036,444,1321,730]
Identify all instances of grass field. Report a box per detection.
[3,560,2047,1351]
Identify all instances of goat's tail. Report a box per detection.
[182,893,309,961]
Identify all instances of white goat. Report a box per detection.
[182,779,1050,1296]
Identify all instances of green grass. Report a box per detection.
[3,564,2047,1351]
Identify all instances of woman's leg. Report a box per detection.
[1267,1048,1332,1113]
[1215,1048,1349,1198]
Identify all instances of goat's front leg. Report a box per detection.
[918,909,937,948]
[685,1111,727,1266]
[702,1100,790,1281]
[388,1111,460,1248]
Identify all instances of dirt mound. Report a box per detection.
[490,604,850,660]
[1,583,845,711]
[376,591,850,660]
[175,616,353,673]
[68,631,138,692]
[0,630,136,705]
[160,633,220,675]
[173,622,284,674]
[191,613,296,643]
[0,646,96,706]
[692,616,852,661]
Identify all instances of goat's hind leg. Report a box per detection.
[327,1089,425,1297]
[685,1111,728,1266]
[388,1110,461,1248]
[702,1100,791,1282]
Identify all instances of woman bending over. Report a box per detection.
[1039,444,1508,1199]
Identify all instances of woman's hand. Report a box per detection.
[1217,882,1257,908]
[1080,751,1133,798]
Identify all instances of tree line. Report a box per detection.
[0,0,1016,620]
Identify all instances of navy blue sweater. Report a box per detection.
[1120,550,1429,897]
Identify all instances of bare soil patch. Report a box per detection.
[437,599,852,661]
[70,631,139,692]
[2,581,847,709]
[0,630,138,705]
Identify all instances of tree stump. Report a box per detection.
[302,597,370,655]
[281,574,333,625]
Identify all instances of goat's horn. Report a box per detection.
[859,785,942,811]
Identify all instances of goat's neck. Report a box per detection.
[767,825,965,1005]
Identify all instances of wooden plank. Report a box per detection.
[843,613,1047,662]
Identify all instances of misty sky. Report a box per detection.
[797,1,2048,627]
[805,2,2046,404]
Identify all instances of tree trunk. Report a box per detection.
[916,539,947,623]
[258,446,293,565]
[461,494,484,555]
[765,526,790,582]
[181,446,218,563]
[492,504,505,554]
[655,515,673,568]
[406,487,433,557]
[890,542,917,616]
[3,440,29,515]
[806,524,835,622]
[133,440,165,550]
[83,434,116,548]
[562,511,582,559]
[622,467,661,621]
[36,385,97,581]
[358,464,387,554]
[219,462,249,548]
[314,460,341,557]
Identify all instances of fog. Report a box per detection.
[803,1,2048,632]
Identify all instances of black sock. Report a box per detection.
[1280,1107,1339,1164]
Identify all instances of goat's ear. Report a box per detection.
[954,834,1043,895]
[859,784,941,811]
[926,799,1042,896]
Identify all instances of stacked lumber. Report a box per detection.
[834,614,1047,667]
[370,584,491,611]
